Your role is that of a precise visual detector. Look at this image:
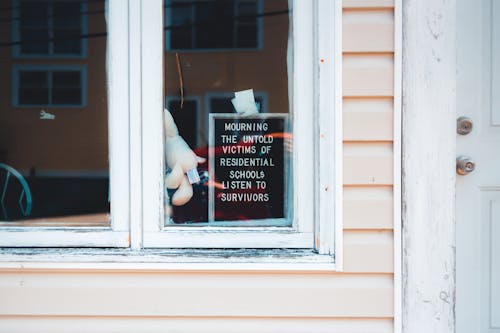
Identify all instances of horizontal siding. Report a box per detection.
[343,55,394,97]
[0,272,393,318]
[343,231,394,273]
[344,97,393,113]
[343,0,394,9]
[344,187,393,229]
[343,143,393,185]
[343,10,394,52]
[343,111,393,141]
[0,318,394,333]
[341,0,395,330]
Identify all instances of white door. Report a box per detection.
[457,0,500,332]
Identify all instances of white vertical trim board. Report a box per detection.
[129,0,143,250]
[393,0,402,331]
[141,0,165,234]
[316,0,343,259]
[402,0,456,332]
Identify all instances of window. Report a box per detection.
[0,0,341,266]
[0,0,128,247]
[13,66,86,107]
[165,0,262,50]
[12,0,86,57]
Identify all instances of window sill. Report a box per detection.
[0,248,338,272]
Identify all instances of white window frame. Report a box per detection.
[12,0,88,59]
[141,0,342,259]
[0,0,130,247]
[0,0,342,269]
[12,64,87,108]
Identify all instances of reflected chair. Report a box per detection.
[0,163,32,220]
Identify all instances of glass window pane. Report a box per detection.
[52,88,81,105]
[20,1,49,27]
[19,2,49,54]
[195,1,234,49]
[18,88,50,105]
[0,1,109,226]
[52,2,81,28]
[169,2,193,49]
[164,0,291,227]
[53,29,82,54]
[20,28,50,54]
[52,71,81,87]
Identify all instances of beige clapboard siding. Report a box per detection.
[343,231,394,273]
[0,272,393,318]
[0,317,394,333]
[343,9,394,53]
[343,111,393,141]
[343,0,394,9]
[343,142,393,185]
[343,55,394,97]
[344,187,393,229]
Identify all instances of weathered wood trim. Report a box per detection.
[402,0,456,332]
[393,0,402,331]
[0,248,338,271]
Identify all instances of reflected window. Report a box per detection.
[1,0,109,226]
[14,67,85,107]
[166,0,261,50]
[15,0,85,56]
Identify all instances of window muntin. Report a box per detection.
[165,0,262,50]
[14,0,86,57]
[14,67,85,107]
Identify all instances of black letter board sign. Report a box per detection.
[209,114,290,225]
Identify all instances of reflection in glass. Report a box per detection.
[164,0,292,226]
[0,0,109,226]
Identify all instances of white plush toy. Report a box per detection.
[164,109,205,206]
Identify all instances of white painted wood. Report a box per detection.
[456,0,500,331]
[402,1,456,333]
[129,0,143,250]
[316,0,343,259]
[144,230,313,248]
[334,0,344,268]
[393,0,402,331]
[488,196,500,329]
[141,0,165,234]
[492,0,500,126]
[107,0,130,234]
[0,0,130,247]
[291,0,314,236]
[0,317,394,333]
